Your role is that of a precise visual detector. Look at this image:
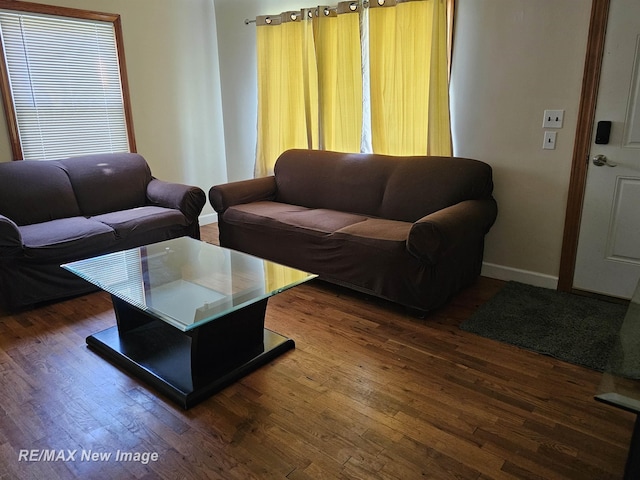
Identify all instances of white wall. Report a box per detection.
[0,0,227,222]
[451,0,591,286]
[213,0,304,181]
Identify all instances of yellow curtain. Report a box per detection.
[314,6,362,153]
[255,13,318,177]
[255,0,453,172]
[369,0,452,156]
[428,0,452,155]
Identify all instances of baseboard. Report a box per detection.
[481,262,558,290]
[199,213,217,226]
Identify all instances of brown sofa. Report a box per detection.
[0,153,206,310]
[209,149,497,312]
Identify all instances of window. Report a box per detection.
[0,1,135,160]
[254,0,454,176]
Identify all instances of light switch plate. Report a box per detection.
[543,110,564,128]
[543,131,557,150]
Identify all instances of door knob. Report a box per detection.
[592,154,617,167]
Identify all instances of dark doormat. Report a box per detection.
[459,281,635,375]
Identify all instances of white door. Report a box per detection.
[573,0,640,299]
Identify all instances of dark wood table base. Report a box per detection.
[86,295,294,409]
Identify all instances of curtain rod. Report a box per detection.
[244,0,377,25]
[243,1,422,25]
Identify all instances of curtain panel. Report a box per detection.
[255,0,452,176]
[315,5,363,153]
[255,12,318,177]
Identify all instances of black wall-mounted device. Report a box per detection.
[595,120,612,144]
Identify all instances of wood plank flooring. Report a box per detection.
[0,223,634,479]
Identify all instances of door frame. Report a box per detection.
[558,0,611,292]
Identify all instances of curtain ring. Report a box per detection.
[265,16,272,24]
[378,0,385,5]
[290,12,298,21]
[323,7,330,16]
[349,2,358,11]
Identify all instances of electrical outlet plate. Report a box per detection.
[543,109,564,128]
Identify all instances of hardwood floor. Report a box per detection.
[0,223,634,479]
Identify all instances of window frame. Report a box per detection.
[0,0,136,160]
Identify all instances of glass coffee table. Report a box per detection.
[63,237,316,409]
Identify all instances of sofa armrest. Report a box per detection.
[209,176,277,213]
[0,215,23,256]
[146,179,206,222]
[407,198,498,265]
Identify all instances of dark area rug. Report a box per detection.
[459,281,638,376]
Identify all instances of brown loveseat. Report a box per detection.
[209,149,497,312]
[0,153,206,310]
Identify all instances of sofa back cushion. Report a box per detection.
[58,153,152,216]
[273,149,494,222]
[379,155,495,222]
[0,160,81,226]
[274,150,396,217]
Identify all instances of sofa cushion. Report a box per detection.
[272,149,495,223]
[274,149,395,216]
[224,201,367,235]
[20,217,116,261]
[379,156,495,222]
[334,218,411,249]
[92,206,188,239]
[0,160,81,225]
[58,153,152,216]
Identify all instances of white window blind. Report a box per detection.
[0,11,130,160]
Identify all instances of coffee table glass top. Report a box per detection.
[62,237,316,332]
